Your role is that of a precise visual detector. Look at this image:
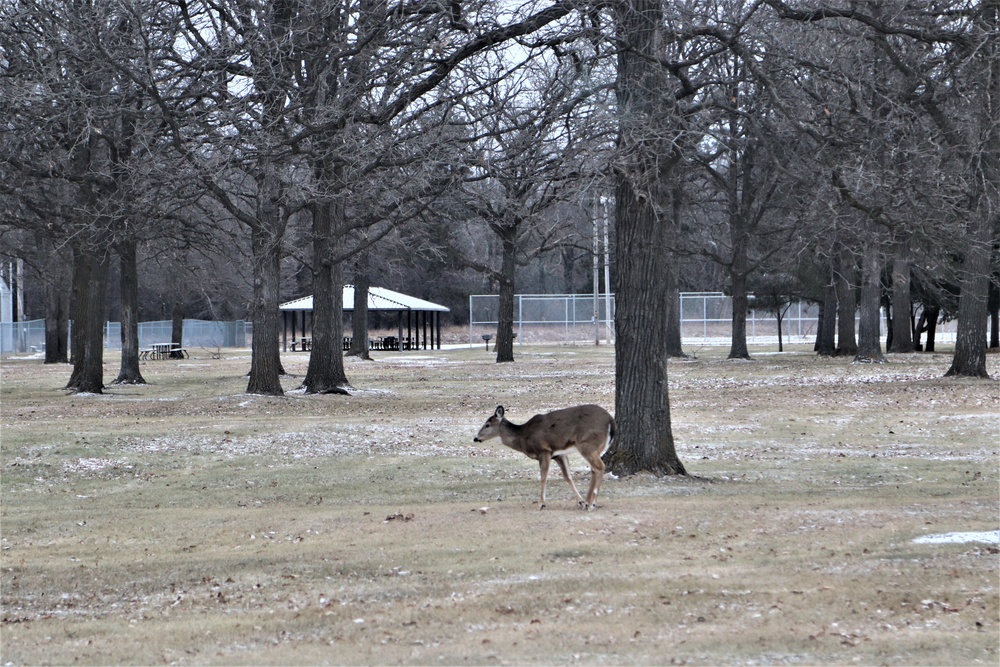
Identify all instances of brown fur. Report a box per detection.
[474,405,615,510]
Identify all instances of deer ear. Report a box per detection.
[494,405,505,418]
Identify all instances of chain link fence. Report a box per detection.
[469,292,957,348]
[1,319,249,356]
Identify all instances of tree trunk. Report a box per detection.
[855,238,886,363]
[946,3,997,377]
[42,241,70,364]
[887,237,913,353]
[776,309,785,352]
[246,223,285,395]
[664,177,686,358]
[605,0,686,477]
[169,298,185,359]
[303,199,350,394]
[915,306,939,352]
[664,272,686,358]
[816,274,838,356]
[114,239,146,383]
[946,219,993,377]
[347,252,372,360]
[494,225,517,363]
[67,248,92,388]
[67,249,110,394]
[728,271,751,359]
[835,244,858,356]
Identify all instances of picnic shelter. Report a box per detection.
[279,286,450,352]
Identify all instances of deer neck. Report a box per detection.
[498,419,530,454]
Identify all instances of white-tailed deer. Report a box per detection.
[473,405,615,510]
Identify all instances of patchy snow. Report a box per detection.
[913,530,1000,545]
[111,426,492,462]
[64,457,131,474]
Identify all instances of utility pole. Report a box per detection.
[602,196,614,343]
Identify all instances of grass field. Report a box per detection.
[1,344,998,665]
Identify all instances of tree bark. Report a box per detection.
[67,249,110,394]
[946,217,993,378]
[816,281,838,356]
[855,237,886,363]
[114,239,146,383]
[816,254,838,355]
[605,0,686,477]
[303,199,350,394]
[946,3,998,378]
[887,236,913,353]
[494,225,517,364]
[664,175,686,358]
[246,222,285,395]
[42,237,70,364]
[347,252,372,360]
[835,244,858,356]
[728,269,751,360]
[67,248,92,388]
[664,281,687,358]
[169,298,185,359]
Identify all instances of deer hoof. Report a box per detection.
[538,503,546,510]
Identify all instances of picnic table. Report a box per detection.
[140,343,188,360]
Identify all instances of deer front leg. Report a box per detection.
[537,453,551,509]
[554,454,586,508]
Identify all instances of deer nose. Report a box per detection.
[473,437,482,442]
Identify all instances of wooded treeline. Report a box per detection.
[2,1,996,474]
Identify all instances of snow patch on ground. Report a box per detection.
[913,530,1000,545]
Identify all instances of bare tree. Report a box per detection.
[763,0,998,377]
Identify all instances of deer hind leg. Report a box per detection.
[537,453,551,509]
[554,453,586,508]
[580,448,606,511]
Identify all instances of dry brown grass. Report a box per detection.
[1,344,998,666]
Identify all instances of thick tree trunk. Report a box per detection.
[887,238,913,353]
[605,0,686,477]
[169,299,185,359]
[303,200,350,394]
[42,264,69,364]
[347,253,372,360]
[246,224,285,395]
[114,239,146,384]
[915,306,940,352]
[67,249,92,388]
[946,224,992,377]
[816,286,838,356]
[855,238,886,363]
[946,196,994,376]
[495,226,517,364]
[67,250,110,394]
[728,271,751,360]
[946,3,997,377]
[835,245,858,356]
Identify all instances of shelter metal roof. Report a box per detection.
[280,286,450,313]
